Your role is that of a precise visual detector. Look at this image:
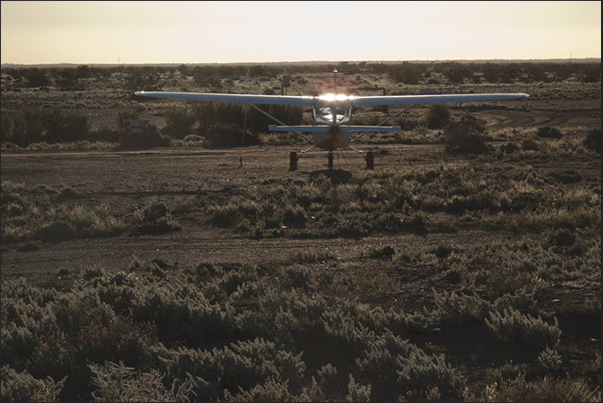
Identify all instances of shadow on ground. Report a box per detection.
[309,169,353,185]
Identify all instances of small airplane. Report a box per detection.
[136,68,528,170]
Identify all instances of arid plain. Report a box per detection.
[1,62,600,401]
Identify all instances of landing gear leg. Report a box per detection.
[366,150,374,170]
[327,151,334,169]
[289,151,298,171]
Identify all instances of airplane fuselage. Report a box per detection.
[312,104,353,150]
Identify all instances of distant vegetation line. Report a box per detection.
[2,57,601,69]
[1,59,600,149]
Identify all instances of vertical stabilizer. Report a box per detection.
[333,67,337,92]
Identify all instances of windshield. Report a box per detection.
[318,107,348,116]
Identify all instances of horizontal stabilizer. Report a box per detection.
[338,125,401,133]
[269,125,331,133]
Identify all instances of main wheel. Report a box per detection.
[366,150,374,170]
[289,151,298,171]
[327,151,334,169]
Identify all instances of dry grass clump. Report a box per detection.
[1,365,67,403]
[1,183,187,245]
[465,375,600,402]
[133,199,182,234]
[485,308,561,349]
[1,181,127,243]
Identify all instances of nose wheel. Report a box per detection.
[328,151,334,169]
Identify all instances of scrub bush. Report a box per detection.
[444,115,489,154]
[355,331,465,397]
[583,128,601,153]
[425,104,450,129]
[485,308,561,349]
[548,228,576,247]
[346,374,372,402]
[1,365,67,403]
[88,361,192,402]
[223,377,295,402]
[203,123,258,148]
[536,126,562,139]
[162,106,198,139]
[134,200,181,233]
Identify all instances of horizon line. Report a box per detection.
[2,57,601,68]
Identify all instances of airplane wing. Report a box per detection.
[135,91,527,107]
[348,93,528,106]
[134,91,317,106]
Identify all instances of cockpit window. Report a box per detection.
[317,107,348,116]
[318,107,331,116]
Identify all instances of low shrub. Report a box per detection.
[466,374,601,402]
[88,361,192,402]
[134,200,181,233]
[17,241,41,252]
[355,331,465,397]
[204,124,258,148]
[346,374,372,402]
[548,228,576,247]
[536,348,563,373]
[223,376,295,402]
[80,265,106,281]
[500,142,520,154]
[522,137,540,151]
[444,116,489,154]
[162,106,198,139]
[536,126,562,139]
[485,308,561,349]
[425,104,450,129]
[317,363,338,385]
[1,365,67,403]
[42,108,91,144]
[369,245,396,259]
[57,267,70,276]
[397,350,465,398]
[583,128,601,154]
[35,220,76,241]
[282,205,307,226]
[431,289,492,326]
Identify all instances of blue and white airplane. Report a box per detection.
[136,68,528,169]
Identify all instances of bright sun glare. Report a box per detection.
[317,94,357,102]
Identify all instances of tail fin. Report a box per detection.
[333,67,337,92]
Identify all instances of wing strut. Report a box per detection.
[248,104,311,143]
[351,105,415,143]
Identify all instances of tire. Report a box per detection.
[366,150,374,170]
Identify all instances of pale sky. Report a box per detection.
[1,1,600,65]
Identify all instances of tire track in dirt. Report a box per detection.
[480,109,600,129]
[1,220,511,279]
